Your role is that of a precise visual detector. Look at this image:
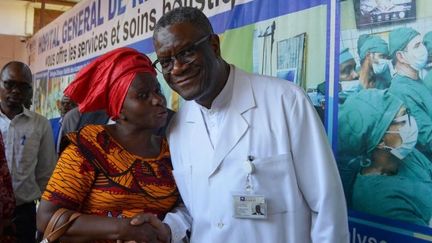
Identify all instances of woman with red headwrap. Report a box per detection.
[36,48,177,243]
[0,131,15,241]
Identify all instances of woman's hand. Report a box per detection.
[122,213,171,243]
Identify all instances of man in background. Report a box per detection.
[422,31,432,91]
[0,61,56,243]
[388,27,432,160]
[50,95,76,154]
[338,48,360,103]
[312,48,360,122]
[357,34,392,89]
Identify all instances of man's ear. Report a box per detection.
[209,34,221,56]
[396,51,408,64]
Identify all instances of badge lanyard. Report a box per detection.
[244,155,255,193]
[232,120,267,219]
[244,108,257,193]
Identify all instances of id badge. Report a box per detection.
[232,194,267,219]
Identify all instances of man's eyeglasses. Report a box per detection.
[0,80,32,92]
[152,35,211,74]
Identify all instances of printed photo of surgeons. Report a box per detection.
[337,0,432,228]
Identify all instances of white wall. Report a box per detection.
[0,1,34,36]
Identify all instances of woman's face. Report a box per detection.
[120,72,168,129]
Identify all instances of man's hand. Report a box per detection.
[117,214,162,243]
[127,213,171,243]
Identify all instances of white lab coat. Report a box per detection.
[164,66,349,243]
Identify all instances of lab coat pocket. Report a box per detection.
[252,153,302,215]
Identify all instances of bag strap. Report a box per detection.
[41,208,81,243]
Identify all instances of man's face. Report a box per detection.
[0,65,32,109]
[398,35,428,69]
[153,22,221,103]
[339,59,359,81]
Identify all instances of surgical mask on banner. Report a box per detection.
[403,44,428,71]
[372,58,389,75]
[419,69,428,80]
[340,80,361,93]
[384,114,418,159]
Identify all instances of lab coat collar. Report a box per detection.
[184,65,256,177]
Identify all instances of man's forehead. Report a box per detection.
[156,23,202,41]
[341,59,356,68]
[407,35,422,48]
[1,65,32,83]
[155,24,204,53]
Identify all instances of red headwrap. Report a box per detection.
[64,47,156,119]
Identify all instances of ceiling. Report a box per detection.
[0,0,83,36]
[6,0,81,11]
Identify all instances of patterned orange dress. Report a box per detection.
[42,125,179,242]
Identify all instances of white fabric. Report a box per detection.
[164,66,349,243]
[0,107,57,206]
[199,67,234,148]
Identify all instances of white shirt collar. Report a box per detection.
[198,64,234,113]
[0,105,32,120]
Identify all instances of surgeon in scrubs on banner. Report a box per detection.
[357,34,392,89]
[338,89,432,226]
[388,27,432,160]
[422,31,432,91]
[339,48,360,103]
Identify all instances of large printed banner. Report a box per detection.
[335,0,432,242]
[28,0,326,117]
[29,0,249,116]
[28,0,432,242]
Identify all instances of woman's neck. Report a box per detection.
[105,124,161,158]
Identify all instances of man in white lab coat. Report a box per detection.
[145,6,349,243]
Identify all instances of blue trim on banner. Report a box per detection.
[128,0,328,55]
[351,217,417,237]
[349,210,432,235]
[46,58,95,78]
[331,0,340,151]
[211,0,326,34]
[127,38,154,55]
[324,0,331,133]
[34,71,49,80]
[348,210,432,242]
